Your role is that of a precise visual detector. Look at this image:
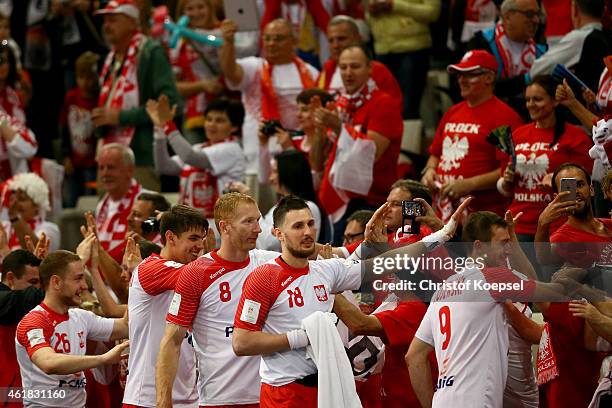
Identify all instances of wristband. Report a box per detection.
[286,329,309,350]
[420,219,456,251]
[162,120,177,135]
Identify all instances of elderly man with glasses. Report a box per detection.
[421,50,523,222]
[467,0,547,116]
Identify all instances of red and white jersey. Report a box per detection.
[123,255,197,408]
[234,256,362,386]
[166,249,278,406]
[415,266,535,408]
[177,138,246,219]
[15,303,114,408]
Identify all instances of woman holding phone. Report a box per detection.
[498,75,593,241]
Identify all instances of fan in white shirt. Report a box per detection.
[219,18,318,175]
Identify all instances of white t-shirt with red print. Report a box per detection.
[15,303,114,407]
[166,249,278,406]
[234,256,362,386]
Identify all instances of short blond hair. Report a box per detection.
[214,192,256,231]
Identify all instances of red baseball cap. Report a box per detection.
[447,50,498,74]
[95,0,140,20]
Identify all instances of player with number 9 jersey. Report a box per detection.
[412,266,535,406]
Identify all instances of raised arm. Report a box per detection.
[219,20,245,86]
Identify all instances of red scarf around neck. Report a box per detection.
[260,56,315,121]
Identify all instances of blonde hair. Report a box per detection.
[175,0,218,29]
[214,192,256,231]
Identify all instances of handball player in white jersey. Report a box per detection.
[232,196,470,407]
[16,251,129,408]
[407,211,571,408]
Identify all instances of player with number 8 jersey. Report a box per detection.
[157,193,278,408]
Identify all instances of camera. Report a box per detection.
[261,120,283,137]
[141,217,160,235]
[401,200,423,235]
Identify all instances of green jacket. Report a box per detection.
[118,38,182,166]
[368,0,441,55]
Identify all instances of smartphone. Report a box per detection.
[401,201,423,235]
[559,178,577,202]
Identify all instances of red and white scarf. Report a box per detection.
[98,32,144,146]
[260,56,315,121]
[96,179,142,252]
[334,79,376,127]
[536,323,560,385]
[494,22,537,78]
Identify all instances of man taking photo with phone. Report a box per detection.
[536,162,612,267]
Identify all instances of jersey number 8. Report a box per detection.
[219,282,231,302]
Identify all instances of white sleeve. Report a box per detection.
[415,305,435,346]
[37,222,61,252]
[205,142,244,176]
[77,309,115,342]
[307,201,321,242]
[226,57,261,91]
[329,258,362,293]
[7,129,37,159]
[530,31,585,78]
[255,206,281,251]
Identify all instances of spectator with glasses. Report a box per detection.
[342,209,373,246]
[467,0,547,117]
[422,50,523,223]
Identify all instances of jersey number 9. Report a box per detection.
[439,306,451,351]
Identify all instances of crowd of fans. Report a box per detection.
[1,0,612,407]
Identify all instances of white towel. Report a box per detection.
[302,311,362,408]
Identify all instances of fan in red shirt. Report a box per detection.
[499,75,594,240]
[317,15,402,111]
[536,163,612,268]
[534,163,610,408]
[422,50,523,222]
[314,44,403,239]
